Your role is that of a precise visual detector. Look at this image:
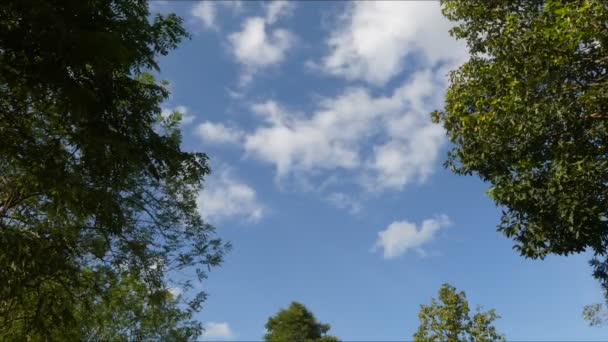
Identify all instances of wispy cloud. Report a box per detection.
[191,1,217,30]
[197,167,265,224]
[196,122,244,145]
[326,192,362,214]
[190,1,243,30]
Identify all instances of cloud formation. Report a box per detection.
[190,1,242,30]
[265,0,292,24]
[242,68,448,191]
[229,18,293,68]
[196,122,244,145]
[197,168,264,223]
[228,1,295,84]
[202,322,237,341]
[373,215,451,259]
[321,1,467,85]
[191,1,217,29]
[326,192,362,214]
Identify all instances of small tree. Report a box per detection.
[414,284,505,342]
[583,256,608,326]
[264,302,339,342]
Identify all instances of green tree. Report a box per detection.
[583,256,608,326]
[0,0,228,339]
[433,0,608,318]
[435,0,608,259]
[413,284,504,342]
[4,272,201,341]
[264,302,339,342]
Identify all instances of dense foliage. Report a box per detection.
[0,0,228,338]
[413,284,504,342]
[434,0,608,324]
[264,302,339,342]
[436,0,607,259]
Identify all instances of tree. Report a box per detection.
[432,0,608,316]
[264,302,339,342]
[583,256,608,326]
[435,0,608,258]
[4,272,201,341]
[413,284,504,342]
[0,0,228,338]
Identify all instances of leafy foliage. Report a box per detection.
[583,256,608,326]
[413,284,504,342]
[435,0,608,259]
[4,272,201,341]
[434,0,608,322]
[0,0,228,338]
[264,302,339,342]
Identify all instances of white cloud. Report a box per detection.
[320,1,467,85]
[373,215,451,259]
[228,2,295,84]
[191,1,217,29]
[243,68,448,191]
[367,123,444,191]
[197,168,264,223]
[229,17,294,69]
[196,122,244,144]
[161,105,195,126]
[190,1,244,30]
[265,0,293,24]
[202,322,236,341]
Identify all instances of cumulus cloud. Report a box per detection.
[197,168,264,223]
[228,20,293,76]
[243,68,448,191]
[320,1,467,85]
[161,105,195,126]
[229,18,293,68]
[228,2,295,84]
[373,215,451,259]
[198,2,463,197]
[196,122,244,144]
[202,322,237,341]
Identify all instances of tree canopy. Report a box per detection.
[413,284,504,342]
[264,302,339,342]
[0,0,228,338]
[435,0,607,259]
[434,0,608,322]
[432,0,608,324]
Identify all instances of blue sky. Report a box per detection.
[151,1,606,340]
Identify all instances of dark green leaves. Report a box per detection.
[264,302,340,342]
[0,0,228,338]
[436,0,608,259]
